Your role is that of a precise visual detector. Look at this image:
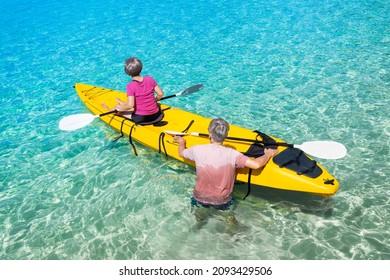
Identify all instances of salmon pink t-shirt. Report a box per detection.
[126,76,159,116]
[182,144,249,205]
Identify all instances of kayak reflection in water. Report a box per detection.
[173,118,278,230]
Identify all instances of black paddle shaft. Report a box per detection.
[197,133,293,147]
[100,110,118,117]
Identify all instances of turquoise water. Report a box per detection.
[0,0,389,260]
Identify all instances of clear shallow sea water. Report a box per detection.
[0,0,389,260]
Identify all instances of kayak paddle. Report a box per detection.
[59,110,117,131]
[164,130,347,160]
[159,84,204,100]
[59,84,204,131]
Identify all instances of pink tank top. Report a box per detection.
[126,76,159,116]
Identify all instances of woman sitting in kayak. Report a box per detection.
[102,57,164,124]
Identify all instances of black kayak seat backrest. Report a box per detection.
[273,147,323,178]
[120,111,166,126]
[139,111,165,126]
[244,143,265,158]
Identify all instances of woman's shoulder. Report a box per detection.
[126,80,136,90]
[143,75,157,84]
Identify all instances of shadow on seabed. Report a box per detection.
[233,182,335,218]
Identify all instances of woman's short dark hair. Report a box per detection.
[208,118,230,142]
[124,57,143,77]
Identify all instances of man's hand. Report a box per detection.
[173,136,186,158]
[173,135,186,145]
[264,148,278,158]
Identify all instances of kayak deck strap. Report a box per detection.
[182,120,194,133]
[128,124,138,156]
[108,115,139,156]
[112,118,127,142]
[112,112,168,156]
[159,133,168,157]
[243,169,253,200]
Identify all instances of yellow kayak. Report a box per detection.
[74,83,339,197]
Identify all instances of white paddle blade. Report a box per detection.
[295,141,347,160]
[164,130,200,136]
[59,114,98,131]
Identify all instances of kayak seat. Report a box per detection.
[137,111,166,126]
[244,143,265,157]
[120,111,166,126]
[273,147,323,178]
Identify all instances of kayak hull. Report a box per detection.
[74,83,339,197]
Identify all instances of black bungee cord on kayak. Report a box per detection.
[158,133,167,157]
[110,116,139,156]
[111,108,169,156]
[112,117,127,141]
[128,124,138,156]
[181,120,194,133]
[159,119,195,157]
[244,169,253,200]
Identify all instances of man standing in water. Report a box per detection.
[173,118,277,227]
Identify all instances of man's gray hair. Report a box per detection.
[208,118,229,142]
